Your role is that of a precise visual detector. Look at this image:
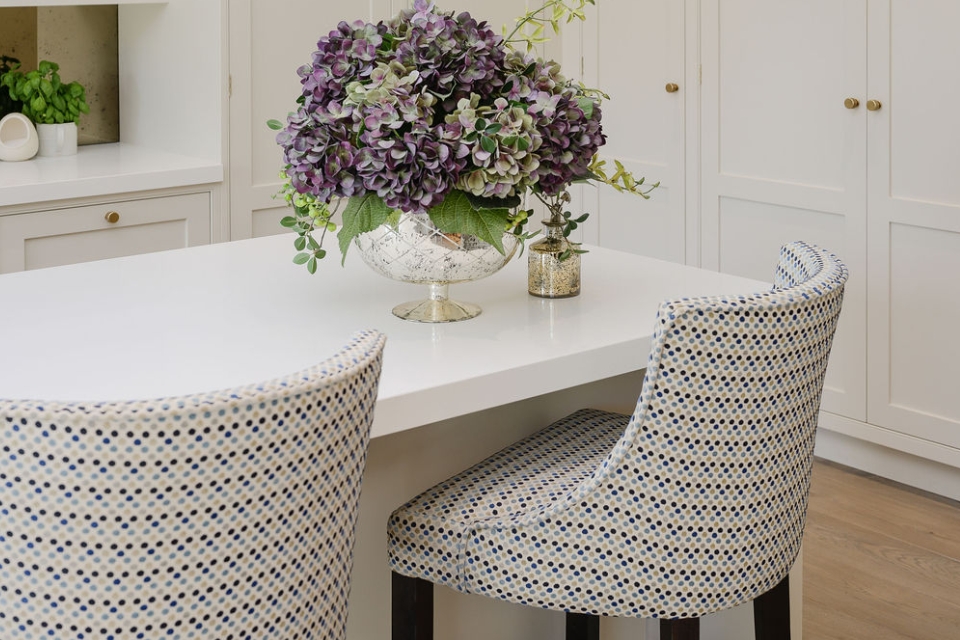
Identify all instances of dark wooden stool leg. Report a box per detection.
[660,618,700,640]
[392,571,433,640]
[754,574,791,640]
[565,612,600,640]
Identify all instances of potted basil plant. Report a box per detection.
[0,59,90,157]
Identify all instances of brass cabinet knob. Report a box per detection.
[867,99,882,111]
[105,211,120,224]
[665,83,679,93]
[844,97,860,109]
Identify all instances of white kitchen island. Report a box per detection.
[0,234,794,640]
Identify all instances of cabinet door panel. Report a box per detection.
[866,0,960,446]
[701,0,867,420]
[886,2,960,206]
[578,0,685,263]
[0,193,211,273]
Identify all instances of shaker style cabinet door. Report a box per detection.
[699,0,868,420]
[865,1,960,452]
[575,0,687,264]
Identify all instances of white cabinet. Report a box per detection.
[574,0,690,264]
[700,0,960,471]
[699,0,868,421]
[0,191,212,273]
[865,1,960,452]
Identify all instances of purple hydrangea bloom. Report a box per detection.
[278,0,608,211]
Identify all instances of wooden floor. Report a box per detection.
[803,459,960,639]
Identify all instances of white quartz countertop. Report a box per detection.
[0,234,768,438]
[0,143,222,207]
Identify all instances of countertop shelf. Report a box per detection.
[0,143,222,208]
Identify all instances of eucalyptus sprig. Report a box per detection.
[277,175,337,275]
[504,0,596,51]
[587,157,659,199]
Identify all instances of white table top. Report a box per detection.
[0,234,767,438]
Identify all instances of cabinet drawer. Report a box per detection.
[0,192,211,273]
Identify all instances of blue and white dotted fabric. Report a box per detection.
[388,242,847,619]
[0,330,386,639]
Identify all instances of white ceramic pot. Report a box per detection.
[37,122,78,157]
[0,113,40,161]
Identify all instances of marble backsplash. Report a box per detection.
[0,6,119,145]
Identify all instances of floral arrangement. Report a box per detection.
[272,0,653,272]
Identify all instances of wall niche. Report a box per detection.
[0,5,119,145]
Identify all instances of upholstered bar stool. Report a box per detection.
[0,331,385,640]
[388,242,847,640]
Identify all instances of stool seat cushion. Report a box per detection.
[388,408,631,609]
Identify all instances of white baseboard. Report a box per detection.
[816,414,960,501]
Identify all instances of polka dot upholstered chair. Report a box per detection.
[388,242,848,640]
[0,330,386,640]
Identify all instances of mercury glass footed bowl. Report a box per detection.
[354,212,519,323]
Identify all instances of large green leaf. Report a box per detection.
[337,193,392,265]
[427,190,511,254]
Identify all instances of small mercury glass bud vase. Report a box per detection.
[528,215,581,298]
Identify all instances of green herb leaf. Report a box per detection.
[266,119,284,130]
[294,236,307,251]
[280,216,298,228]
[293,252,311,265]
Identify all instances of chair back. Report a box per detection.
[584,242,847,618]
[0,330,386,640]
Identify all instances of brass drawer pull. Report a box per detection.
[867,99,882,111]
[844,97,860,109]
[105,211,120,224]
[665,82,679,93]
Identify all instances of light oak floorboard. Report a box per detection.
[803,459,960,640]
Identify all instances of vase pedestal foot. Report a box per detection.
[392,283,481,323]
